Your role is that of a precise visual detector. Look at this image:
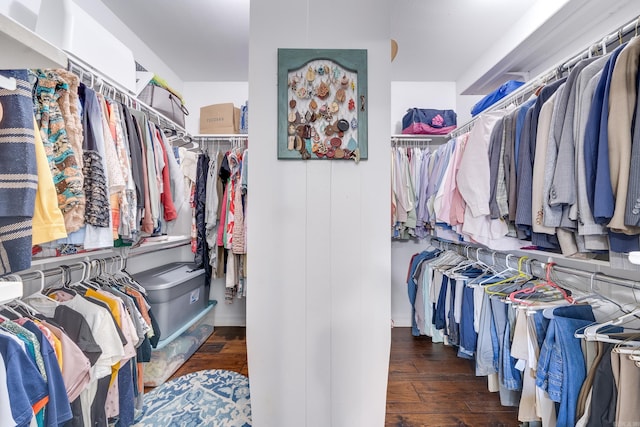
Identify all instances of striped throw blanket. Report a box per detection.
[0,70,38,274]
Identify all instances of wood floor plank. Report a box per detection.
[150,326,519,426]
[387,381,422,403]
[386,413,519,427]
[387,328,519,426]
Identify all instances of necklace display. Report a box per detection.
[287,58,360,162]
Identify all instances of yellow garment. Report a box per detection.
[31,118,68,245]
[35,318,63,370]
[50,327,63,370]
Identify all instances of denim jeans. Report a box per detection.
[447,278,459,345]
[532,311,550,348]
[435,274,448,331]
[536,305,595,427]
[502,305,522,391]
[458,285,477,359]
[490,297,520,407]
[420,265,444,342]
[407,250,439,336]
[476,292,495,376]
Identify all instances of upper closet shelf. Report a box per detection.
[0,13,67,70]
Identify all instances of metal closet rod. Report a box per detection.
[447,15,640,140]
[5,235,192,290]
[9,254,125,286]
[391,135,433,146]
[66,55,188,137]
[431,238,640,292]
[194,135,249,144]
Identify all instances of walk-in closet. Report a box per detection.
[3,0,640,426]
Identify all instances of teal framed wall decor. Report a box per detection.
[278,48,368,162]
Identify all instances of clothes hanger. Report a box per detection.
[612,332,640,356]
[0,273,37,319]
[25,270,60,306]
[483,255,532,296]
[0,303,23,320]
[587,279,640,344]
[508,261,574,306]
[580,307,640,343]
[477,254,519,286]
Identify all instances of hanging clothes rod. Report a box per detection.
[391,134,433,145]
[2,255,125,289]
[429,238,640,293]
[66,54,188,136]
[193,134,249,151]
[447,15,640,140]
[193,134,249,143]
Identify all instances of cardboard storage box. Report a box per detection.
[133,263,207,340]
[200,103,240,134]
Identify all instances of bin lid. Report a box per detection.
[132,263,205,291]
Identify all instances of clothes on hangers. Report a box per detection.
[0,67,187,266]
[0,265,162,427]
[401,39,640,260]
[406,246,640,427]
[177,142,248,302]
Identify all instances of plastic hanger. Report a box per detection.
[0,304,22,320]
[25,270,59,306]
[612,333,640,355]
[481,255,529,288]
[509,262,573,306]
[580,308,640,343]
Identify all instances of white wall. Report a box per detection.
[390,81,456,134]
[455,93,484,126]
[247,0,391,426]
[2,0,183,93]
[183,82,249,135]
[1,0,39,29]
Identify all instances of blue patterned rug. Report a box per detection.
[135,370,252,426]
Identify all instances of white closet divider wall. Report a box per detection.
[248,1,391,425]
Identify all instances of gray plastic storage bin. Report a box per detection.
[133,263,207,340]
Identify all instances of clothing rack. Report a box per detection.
[193,134,248,145]
[1,254,126,299]
[429,237,640,295]
[391,134,433,147]
[13,235,191,298]
[192,134,249,154]
[447,15,640,140]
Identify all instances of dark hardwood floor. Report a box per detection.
[162,326,520,426]
[167,326,249,381]
[386,328,519,427]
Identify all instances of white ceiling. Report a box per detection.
[101,0,250,82]
[97,0,640,94]
[390,0,536,82]
[99,0,535,84]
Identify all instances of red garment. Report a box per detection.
[136,121,154,234]
[155,129,177,221]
